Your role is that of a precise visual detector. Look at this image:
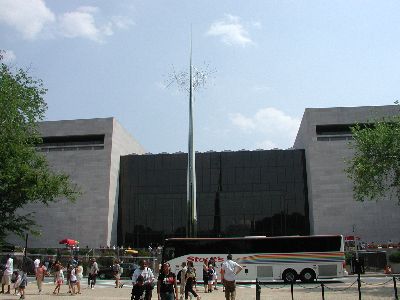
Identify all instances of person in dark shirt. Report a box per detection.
[185,261,200,300]
[157,263,178,300]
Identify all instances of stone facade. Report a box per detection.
[294,105,400,243]
[8,118,145,248]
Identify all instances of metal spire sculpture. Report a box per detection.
[187,40,196,237]
[166,35,214,238]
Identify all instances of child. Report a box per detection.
[213,266,218,290]
[18,270,28,300]
[131,275,145,300]
[12,271,21,295]
[207,265,215,293]
[53,264,64,295]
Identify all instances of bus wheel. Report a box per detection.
[300,269,316,283]
[282,269,297,283]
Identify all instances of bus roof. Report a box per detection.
[165,235,343,242]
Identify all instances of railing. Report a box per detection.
[255,275,399,300]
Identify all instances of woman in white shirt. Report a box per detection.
[75,264,83,294]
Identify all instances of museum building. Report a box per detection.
[7,105,400,248]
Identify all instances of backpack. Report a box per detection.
[208,268,214,277]
[113,264,120,272]
[186,267,196,279]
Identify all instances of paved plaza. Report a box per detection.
[0,277,397,300]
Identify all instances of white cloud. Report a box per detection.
[252,21,262,29]
[58,8,104,42]
[0,0,55,40]
[0,1,134,42]
[255,139,277,150]
[252,84,272,93]
[58,7,134,43]
[77,6,99,14]
[206,14,253,47]
[229,113,256,132]
[111,16,135,30]
[1,50,16,63]
[230,107,301,149]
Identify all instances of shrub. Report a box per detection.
[46,248,56,255]
[345,252,354,264]
[28,248,42,255]
[389,251,400,264]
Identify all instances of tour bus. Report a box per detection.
[162,235,345,283]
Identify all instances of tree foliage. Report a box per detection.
[346,112,400,204]
[0,52,79,242]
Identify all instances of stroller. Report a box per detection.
[131,275,146,300]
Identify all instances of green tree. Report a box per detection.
[0,52,79,242]
[346,111,400,204]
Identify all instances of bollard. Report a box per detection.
[357,273,362,300]
[291,282,294,300]
[321,283,325,300]
[394,276,398,300]
[256,278,261,300]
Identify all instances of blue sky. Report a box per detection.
[1,0,400,153]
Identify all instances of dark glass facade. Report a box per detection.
[118,150,310,247]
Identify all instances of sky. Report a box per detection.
[1,0,400,153]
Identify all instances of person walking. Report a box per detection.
[18,270,27,300]
[76,263,83,294]
[33,257,40,275]
[69,265,77,295]
[88,258,99,289]
[132,259,155,300]
[12,270,21,296]
[113,259,122,288]
[184,261,200,300]
[53,264,64,295]
[202,259,209,293]
[178,262,187,298]
[1,254,13,294]
[66,263,73,293]
[209,257,218,290]
[35,262,47,294]
[221,254,243,300]
[157,262,178,300]
[207,264,215,293]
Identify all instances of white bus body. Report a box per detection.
[162,235,345,283]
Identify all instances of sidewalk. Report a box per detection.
[348,271,399,277]
[0,281,396,300]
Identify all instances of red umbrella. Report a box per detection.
[59,239,78,246]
